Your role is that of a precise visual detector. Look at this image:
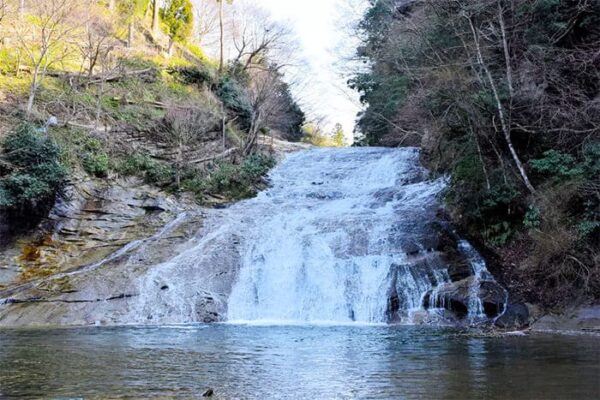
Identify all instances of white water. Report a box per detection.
[228,148,446,323]
[459,240,492,320]
[125,147,498,325]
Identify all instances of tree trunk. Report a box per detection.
[176,140,183,190]
[467,16,535,194]
[167,38,174,56]
[26,65,40,116]
[218,0,224,73]
[222,104,226,150]
[19,0,25,16]
[498,2,515,99]
[108,0,115,12]
[152,0,160,38]
[127,22,134,48]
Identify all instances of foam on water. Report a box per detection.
[227,147,445,323]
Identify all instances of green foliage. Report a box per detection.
[583,142,600,177]
[484,221,513,247]
[0,124,67,214]
[524,206,542,230]
[81,138,109,178]
[160,0,194,44]
[83,153,110,178]
[349,72,408,144]
[183,154,276,200]
[240,154,277,181]
[577,220,600,239]
[172,65,217,88]
[117,0,148,23]
[331,123,347,147]
[185,43,211,64]
[530,150,583,178]
[447,151,523,247]
[217,77,252,129]
[116,152,174,186]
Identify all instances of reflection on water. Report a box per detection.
[0,325,599,399]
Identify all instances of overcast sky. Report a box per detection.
[251,0,366,139]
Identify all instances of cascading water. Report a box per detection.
[126,147,503,325]
[459,240,494,320]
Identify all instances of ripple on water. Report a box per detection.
[0,325,599,399]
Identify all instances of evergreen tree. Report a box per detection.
[332,123,346,147]
[160,0,193,55]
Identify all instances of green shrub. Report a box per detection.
[242,154,276,178]
[524,206,542,230]
[217,77,252,129]
[577,220,600,239]
[530,150,583,178]
[583,142,600,177]
[0,124,67,214]
[83,152,110,177]
[80,137,110,177]
[183,154,276,201]
[171,65,216,87]
[484,221,513,247]
[116,152,174,186]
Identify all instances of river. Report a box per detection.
[0,324,598,399]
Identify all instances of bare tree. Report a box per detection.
[216,0,230,73]
[0,0,9,44]
[12,0,84,116]
[195,0,219,46]
[78,6,116,79]
[151,0,159,37]
[243,65,293,154]
[161,104,220,188]
[230,5,295,72]
[462,2,536,193]
[0,0,7,23]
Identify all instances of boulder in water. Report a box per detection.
[495,303,530,329]
[426,278,506,319]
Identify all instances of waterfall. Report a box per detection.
[126,147,502,325]
[228,147,447,324]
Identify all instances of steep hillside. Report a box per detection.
[352,0,600,309]
[0,0,305,288]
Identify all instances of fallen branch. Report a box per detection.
[189,148,237,165]
[89,68,154,84]
[110,97,166,109]
[47,68,155,85]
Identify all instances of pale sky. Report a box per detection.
[253,0,365,138]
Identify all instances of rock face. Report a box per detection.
[494,303,530,329]
[0,175,234,327]
[0,147,510,327]
[423,278,507,319]
[530,306,600,334]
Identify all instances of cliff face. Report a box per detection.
[0,174,213,326]
[0,138,309,327]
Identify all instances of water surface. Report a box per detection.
[1,325,598,399]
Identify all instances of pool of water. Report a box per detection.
[0,324,598,399]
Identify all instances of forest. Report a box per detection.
[0,0,305,236]
[351,0,600,308]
